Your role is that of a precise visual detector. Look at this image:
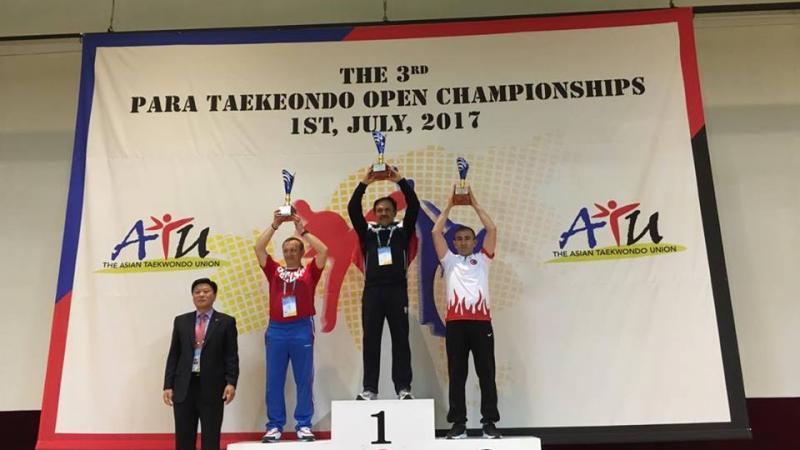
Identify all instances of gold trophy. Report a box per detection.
[371,131,390,181]
[453,157,471,205]
[277,169,296,220]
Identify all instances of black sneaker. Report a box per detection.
[482,422,502,439]
[446,423,467,439]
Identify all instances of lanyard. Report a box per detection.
[195,313,210,348]
[372,225,397,248]
[282,278,297,297]
[278,266,301,296]
[196,312,211,328]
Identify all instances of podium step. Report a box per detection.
[229,399,541,450]
[229,437,540,449]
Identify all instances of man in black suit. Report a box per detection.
[163,278,239,450]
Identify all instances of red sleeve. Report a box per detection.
[480,247,495,259]
[262,255,278,282]
[307,259,323,283]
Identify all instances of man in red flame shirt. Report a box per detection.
[432,188,501,440]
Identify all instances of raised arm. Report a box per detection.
[254,211,281,268]
[390,167,419,231]
[432,195,454,260]
[470,190,497,256]
[347,167,374,237]
[294,215,328,269]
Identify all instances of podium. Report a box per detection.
[228,399,540,450]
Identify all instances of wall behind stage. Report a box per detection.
[0,39,79,411]
[0,7,797,424]
[694,11,800,399]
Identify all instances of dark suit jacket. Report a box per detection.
[164,310,239,404]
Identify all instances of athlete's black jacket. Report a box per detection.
[347,178,419,287]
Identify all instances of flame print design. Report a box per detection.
[447,289,491,321]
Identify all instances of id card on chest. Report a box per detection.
[192,348,201,373]
[282,295,298,318]
[373,225,397,266]
[377,246,393,266]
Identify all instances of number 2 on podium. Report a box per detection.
[370,410,391,444]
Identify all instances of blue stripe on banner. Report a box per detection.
[54,25,353,302]
[82,26,354,48]
[54,40,97,302]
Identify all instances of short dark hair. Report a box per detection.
[373,196,397,212]
[191,278,217,294]
[453,225,476,239]
[282,237,305,253]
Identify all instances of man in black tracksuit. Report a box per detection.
[348,165,419,400]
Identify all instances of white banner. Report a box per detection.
[40,9,745,448]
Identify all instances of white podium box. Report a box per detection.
[332,399,435,446]
[230,442,334,450]
[429,438,540,449]
[228,399,540,450]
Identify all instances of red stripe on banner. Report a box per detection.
[37,292,72,448]
[344,8,707,135]
[38,434,175,450]
[344,8,689,41]
[675,8,706,137]
[37,432,332,450]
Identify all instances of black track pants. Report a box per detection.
[446,320,499,424]
[361,284,412,394]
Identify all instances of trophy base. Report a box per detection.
[453,186,471,205]
[453,194,471,205]
[372,163,390,181]
[277,205,295,218]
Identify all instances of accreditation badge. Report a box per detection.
[377,246,393,266]
[282,295,298,318]
[192,348,201,373]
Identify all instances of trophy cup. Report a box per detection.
[453,157,471,205]
[371,131,390,181]
[278,169,296,219]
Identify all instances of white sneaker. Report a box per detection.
[261,428,281,443]
[397,389,414,400]
[296,426,315,441]
[356,390,377,400]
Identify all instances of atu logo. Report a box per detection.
[97,213,224,273]
[548,200,685,263]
